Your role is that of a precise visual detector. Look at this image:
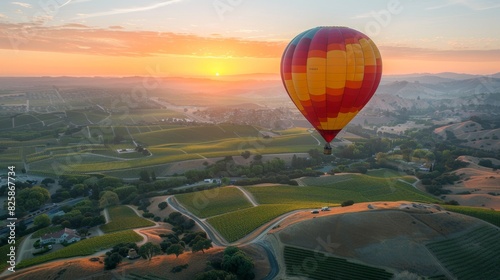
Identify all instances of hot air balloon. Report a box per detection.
[280,26,382,155]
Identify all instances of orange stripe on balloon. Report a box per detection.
[292,65,307,73]
[308,50,326,58]
[345,80,362,89]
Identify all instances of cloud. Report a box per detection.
[2,22,496,63]
[379,46,500,61]
[76,0,186,19]
[0,23,286,58]
[61,23,90,28]
[109,25,124,30]
[428,0,500,10]
[11,2,32,8]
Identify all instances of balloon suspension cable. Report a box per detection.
[323,142,332,155]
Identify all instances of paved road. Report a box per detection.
[166,195,290,279]
[166,196,228,246]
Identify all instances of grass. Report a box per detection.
[199,172,439,242]
[248,174,438,206]
[207,204,300,242]
[426,225,500,280]
[284,246,392,280]
[133,124,260,145]
[443,205,500,227]
[17,230,142,269]
[11,123,320,174]
[175,187,253,218]
[100,205,155,233]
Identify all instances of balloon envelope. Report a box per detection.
[280,26,382,142]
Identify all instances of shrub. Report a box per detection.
[341,200,354,207]
[171,264,189,273]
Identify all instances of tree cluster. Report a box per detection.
[104,242,138,269]
[196,246,254,280]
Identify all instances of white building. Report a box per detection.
[40,228,81,245]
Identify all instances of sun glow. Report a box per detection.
[215,72,220,76]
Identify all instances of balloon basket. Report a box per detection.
[323,144,332,155]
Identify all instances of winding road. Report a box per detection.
[165,194,313,280]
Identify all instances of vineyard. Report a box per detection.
[207,204,300,242]
[284,246,393,280]
[182,171,441,243]
[246,174,438,206]
[19,122,318,175]
[175,187,253,218]
[426,225,500,280]
[100,205,155,233]
[16,230,142,269]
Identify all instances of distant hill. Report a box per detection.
[376,77,500,99]
[433,120,500,151]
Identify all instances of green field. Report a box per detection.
[251,174,438,205]
[17,230,142,269]
[175,187,253,218]
[426,226,500,280]
[22,123,319,174]
[366,168,417,181]
[207,204,300,242]
[284,246,392,280]
[191,172,440,242]
[100,205,155,233]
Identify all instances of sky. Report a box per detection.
[0,0,499,77]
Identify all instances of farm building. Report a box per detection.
[39,228,81,245]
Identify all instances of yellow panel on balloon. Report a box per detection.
[360,39,376,66]
[328,113,346,130]
[284,80,304,111]
[345,45,356,81]
[291,73,310,101]
[307,57,326,95]
[338,111,359,128]
[326,50,347,89]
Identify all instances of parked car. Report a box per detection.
[311,210,319,214]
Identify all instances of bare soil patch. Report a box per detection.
[443,156,500,209]
[5,249,225,280]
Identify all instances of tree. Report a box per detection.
[151,171,157,181]
[41,178,55,186]
[166,244,184,258]
[192,237,212,254]
[341,200,354,207]
[139,170,151,182]
[253,154,262,161]
[241,150,251,159]
[139,242,161,261]
[158,201,168,210]
[99,191,119,208]
[12,186,50,213]
[104,252,122,270]
[195,270,238,280]
[478,159,493,168]
[221,246,255,280]
[34,214,51,228]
